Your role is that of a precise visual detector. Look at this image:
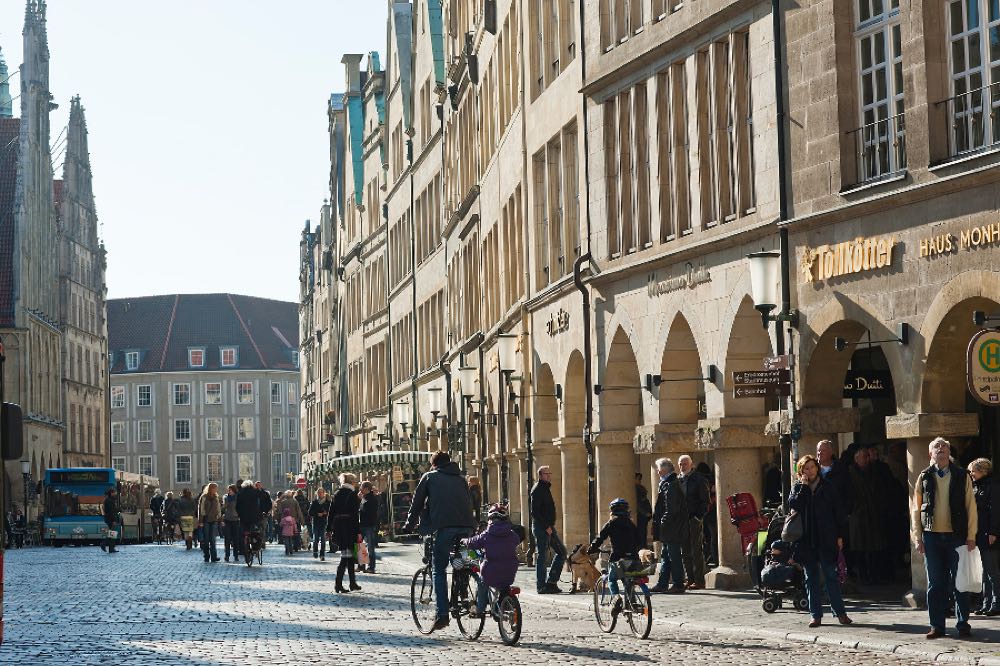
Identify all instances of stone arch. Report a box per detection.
[600,327,642,431]
[659,313,704,423]
[562,350,586,439]
[922,296,1000,414]
[723,296,777,417]
[533,363,559,443]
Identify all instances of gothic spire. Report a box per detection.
[0,46,12,118]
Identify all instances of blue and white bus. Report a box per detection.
[43,468,159,545]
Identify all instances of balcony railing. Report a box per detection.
[847,112,906,185]
[939,82,1000,157]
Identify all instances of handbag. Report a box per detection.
[107,530,118,539]
[357,540,370,566]
[781,510,803,543]
[956,545,984,593]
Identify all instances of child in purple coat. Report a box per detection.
[280,508,297,555]
[464,503,521,617]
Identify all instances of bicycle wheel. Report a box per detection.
[625,583,653,639]
[257,547,264,566]
[593,576,617,633]
[497,593,522,646]
[455,571,485,640]
[245,540,254,567]
[410,567,437,635]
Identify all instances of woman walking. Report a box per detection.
[309,488,331,561]
[969,458,1000,615]
[331,473,361,593]
[101,487,119,554]
[198,483,223,563]
[359,481,379,573]
[176,488,198,550]
[789,454,853,628]
[222,484,242,562]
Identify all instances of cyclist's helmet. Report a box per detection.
[487,503,510,522]
[609,498,630,515]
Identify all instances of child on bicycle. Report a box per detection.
[463,503,521,618]
[587,498,639,613]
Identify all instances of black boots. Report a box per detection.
[336,557,360,592]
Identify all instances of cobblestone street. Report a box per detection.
[0,540,971,665]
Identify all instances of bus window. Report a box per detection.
[45,489,102,517]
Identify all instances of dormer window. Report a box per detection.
[125,351,139,371]
[291,351,300,368]
[188,348,205,368]
[220,347,238,367]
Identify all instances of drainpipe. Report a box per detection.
[478,343,489,503]
[573,254,596,543]
[439,352,453,459]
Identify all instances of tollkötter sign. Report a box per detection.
[969,329,1000,405]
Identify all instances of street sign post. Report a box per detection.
[732,369,791,385]
[734,384,791,399]
[968,329,1000,405]
[763,354,792,371]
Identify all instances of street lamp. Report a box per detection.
[395,400,410,450]
[20,459,30,520]
[496,334,519,501]
[747,250,781,328]
[370,413,389,450]
[427,387,445,449]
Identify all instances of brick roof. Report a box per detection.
[0,117,20,327]
[108,293,299,374]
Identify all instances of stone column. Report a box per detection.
[507,452,525,525]
[593,432,636,529]
[557,437,589,548]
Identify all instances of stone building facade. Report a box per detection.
[108,294,300,495]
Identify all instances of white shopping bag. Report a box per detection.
[956,545,984,593]
[107,530,118,539]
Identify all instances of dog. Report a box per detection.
[567,544,601,593]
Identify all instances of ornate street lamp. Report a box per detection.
[496,333,519,501]
[395,400,410,450]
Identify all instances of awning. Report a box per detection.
[306,450,433,482]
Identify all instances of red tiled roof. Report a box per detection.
[108,293,299,374]
[0,117,20,328]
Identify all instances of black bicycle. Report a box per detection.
[592,551,654,639]
[459,552,523,646]
[243,523,264,567]
[411,535,490,638]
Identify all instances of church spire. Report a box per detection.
[0,46,12,118]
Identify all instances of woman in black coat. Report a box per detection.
[788,454,852,627]
[969,458,1000,615]
[101,487,119,554]
[330,473,361,593]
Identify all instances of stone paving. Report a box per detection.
[0,539,985,664]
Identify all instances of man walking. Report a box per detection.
[635,472,653,550]
[678,455,709,589]
[913,437,977,639]
[651,458,688,593]
[530,465,566,594]
[101,487,119,554]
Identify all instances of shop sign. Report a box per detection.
[800,235,897,283]
[968,329,1000,405]
[392,465,404,482]
[842,369,892,399]
[546,308,570,336]
[920,222,1000,258]
[648,262,711,297]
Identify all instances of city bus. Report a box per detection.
[43,468,160,545]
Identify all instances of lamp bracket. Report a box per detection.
[974,311,1000,329]
[644,365,718,392]
[834,323,910,352]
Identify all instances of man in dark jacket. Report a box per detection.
[817,440,850,511]
[236,480,264,531]
[101,487,119,553]
[635,473,653,550]
[308,488,331,561]
[651,458,687,593]
[403,451,476,632]
[678,455,709,589]
[359,481,380,573]
[530,466,567,594]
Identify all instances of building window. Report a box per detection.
[271,382,282,404]
[111,386,125,409]
[111,422,125,445]
[291,351,300,368]
[853,0,904,179]
[238,417,255,440]
[173,383,191,406]
[207,453,224,482]
[220,347,238,367]
[174,419,192,441]
[945,0,1000,154]
[175,455,192,484]
[288,419,297,440]
[205,382,222,405]
[287,383,297,405]
[138,455,153,477]
[237,382,254,404]
[271,417,282,440]
[138,420,152,443]
[137,384,151,407]
[271,452,282,486]
[288,453,299,475]
[205,418,223,441]
[238,452,255,480]
[111,456,126,472]
[188,348,205,368]
[125,351,139,371]
[656,62,692,242]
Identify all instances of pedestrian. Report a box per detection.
[236,479,264,547]
[11,508,25,549]
[464,503,520,619]
[650,458,687,594]
[280,508,297,555]
[163,492,180,540]
[968,458,1000,616]
[254,481,274,540]
[678,455,709,589]
[198,483,223,563]
[468,476,483,524]
[149,490,164,540]
[177,488,198,550]
[272,490,305,550]
[222,484,242,562]
[816,440,850,510]
[847,447,885,584]
[697,461,719,567]
[914,437,977,639]
[588,498,640,613]
[100,488,119,554]
[308,487,331,561]
[634,473,653,550]
[359,481,379,573]
[331,473,362,592]
[294,489,309,551]
[3,509,12,549]
[530,465,567,594]
[789,454,852,628]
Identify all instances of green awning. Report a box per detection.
[307,451,433,481]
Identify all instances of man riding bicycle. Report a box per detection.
[236,479,266,557]
[149,491,164,540]
[403,450,476,633]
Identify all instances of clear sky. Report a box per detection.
[0,1,388,303]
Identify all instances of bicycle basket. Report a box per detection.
[615,558,657,577]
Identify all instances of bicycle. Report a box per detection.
[243,523,264,567]
[162,520,177,545]
[411,534,496,639]
[592,551,654,639]
[458,550,523,645]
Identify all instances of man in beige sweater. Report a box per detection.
[912,437,977,639]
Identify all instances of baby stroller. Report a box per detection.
[757,539,807,613]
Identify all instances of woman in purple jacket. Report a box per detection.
[464,503,521,617]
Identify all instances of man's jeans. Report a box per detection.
[311,525,327,557]
[433,527,472,619]
[801,555,847,619]
[924,531,971,631]
[201,522,219,560]
[982,548,1000,612]
[361,526,377,571]
[223,520,242,558]
[655,541,684,588]
[682,517,706,586]
[533,525,567,591]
